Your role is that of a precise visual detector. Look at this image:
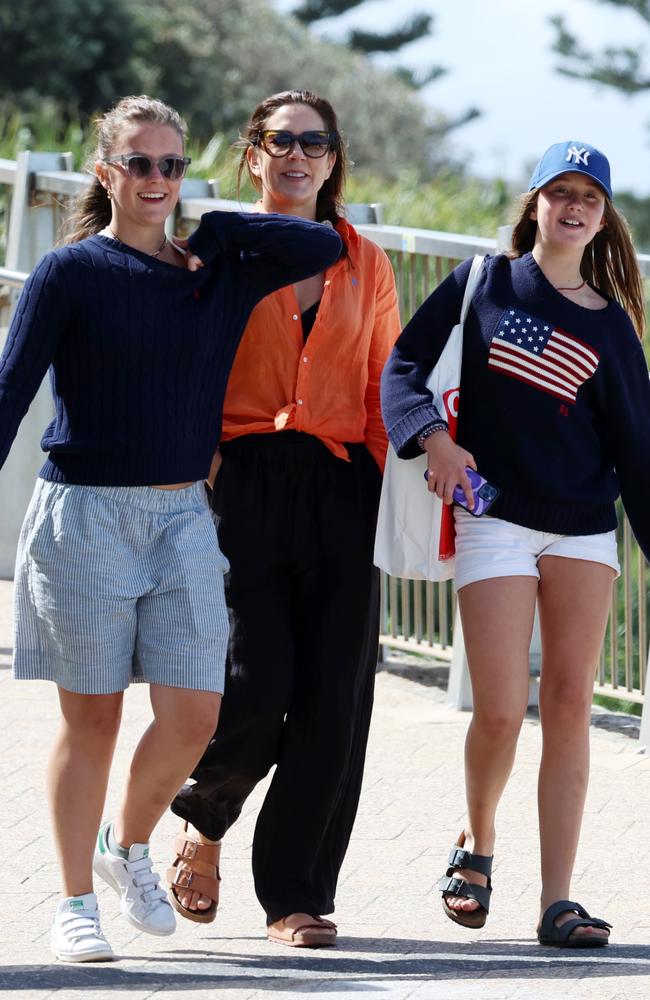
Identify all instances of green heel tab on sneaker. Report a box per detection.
[102,821,130,860]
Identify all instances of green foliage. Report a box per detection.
[616,193,650,252]
[349,15,433,54]
[0,0,456,179]
[294,0,363,22]
[394,66,447,90]
[289,0,454,116]
[293,0,434,56]
[593,694,642,717]
[551,3,650,94]
[127,1,219,136]
[0,106,233,183]
[0,101,89,163]
[161,0,440,177]
[344,171,511,235]
[0,0,142,114]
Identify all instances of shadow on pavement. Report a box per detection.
[377,659,449,691]
[2,939,649,991]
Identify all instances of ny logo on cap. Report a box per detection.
[566,146,590,166]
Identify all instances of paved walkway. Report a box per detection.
[1,577,649,1000]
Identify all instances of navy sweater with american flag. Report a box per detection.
[381,251,650,559]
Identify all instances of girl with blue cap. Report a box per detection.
[381,140,649,947]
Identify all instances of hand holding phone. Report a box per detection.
[424,466,499,515]
[452,467,499,516]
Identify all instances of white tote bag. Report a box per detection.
[374,254,485,581]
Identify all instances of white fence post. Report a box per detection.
[165,178,217,239]
[639,648,650,753]
[5,151,73,272]
[497,225,513,252]
[346,203,383,224]
[0,151,73,579]
[447,613,473,709]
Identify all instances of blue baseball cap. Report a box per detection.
[528,141,612,199]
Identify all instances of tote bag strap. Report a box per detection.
[459,254,485,325]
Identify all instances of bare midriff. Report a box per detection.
[151,482,195,490]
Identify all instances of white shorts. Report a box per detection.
[453,508,620,592]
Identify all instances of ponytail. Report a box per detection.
[62,176,112,244]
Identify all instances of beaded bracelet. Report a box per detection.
[417,421,448,451]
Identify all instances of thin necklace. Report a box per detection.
[555,278,587,292]
[108,227,168,258]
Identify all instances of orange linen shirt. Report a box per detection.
[220,217,401,470]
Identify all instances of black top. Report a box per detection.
[301,299,321,341]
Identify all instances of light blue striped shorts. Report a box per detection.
[13,479,230,694]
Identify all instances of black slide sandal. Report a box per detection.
[537,899,611,948]
[438,834,493,929]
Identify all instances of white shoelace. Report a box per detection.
[126,855,167,904]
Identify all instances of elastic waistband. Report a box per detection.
[36,478,208,514]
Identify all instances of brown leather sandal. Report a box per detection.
[167,822,221,924]
[267,913,338,948]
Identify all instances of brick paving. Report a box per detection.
[0,577,649,1000]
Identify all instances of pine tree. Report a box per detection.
[292,0,443,85]
[551,0,650,94]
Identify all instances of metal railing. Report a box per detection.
[1,153,649,726]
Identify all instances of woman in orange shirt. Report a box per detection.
[166,89,400,947]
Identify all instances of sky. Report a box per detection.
[273,0,650,196]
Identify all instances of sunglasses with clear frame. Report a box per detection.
[256,130,336,159]
[102,154,191,180]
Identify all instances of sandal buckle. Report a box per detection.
[449,847,469,868]
[180,840,199,859]
[446,876,465,895]
[174,869,194,888]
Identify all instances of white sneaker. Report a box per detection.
[51,892,114,962]
[93,822,176,936]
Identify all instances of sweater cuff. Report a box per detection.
[187,213,228,265]
[388,402,444,459]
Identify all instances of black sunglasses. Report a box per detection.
[103,153,191,180]
[256,130,336,159]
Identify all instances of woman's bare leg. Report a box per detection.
[445,576,537,913]
[536,555,614,941]
[47,689,124,896]
[112,685,221,847]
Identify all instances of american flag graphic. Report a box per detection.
[488,307,600,403]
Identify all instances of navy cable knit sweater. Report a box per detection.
[381,252,650,560]
[0,211,341,486]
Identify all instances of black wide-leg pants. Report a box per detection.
[171,432,382,922]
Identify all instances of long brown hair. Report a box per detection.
[509,190,646,338]
[236,90,347,227]
[64,95,187,244]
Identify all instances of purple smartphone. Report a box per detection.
[453,467,500,516]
